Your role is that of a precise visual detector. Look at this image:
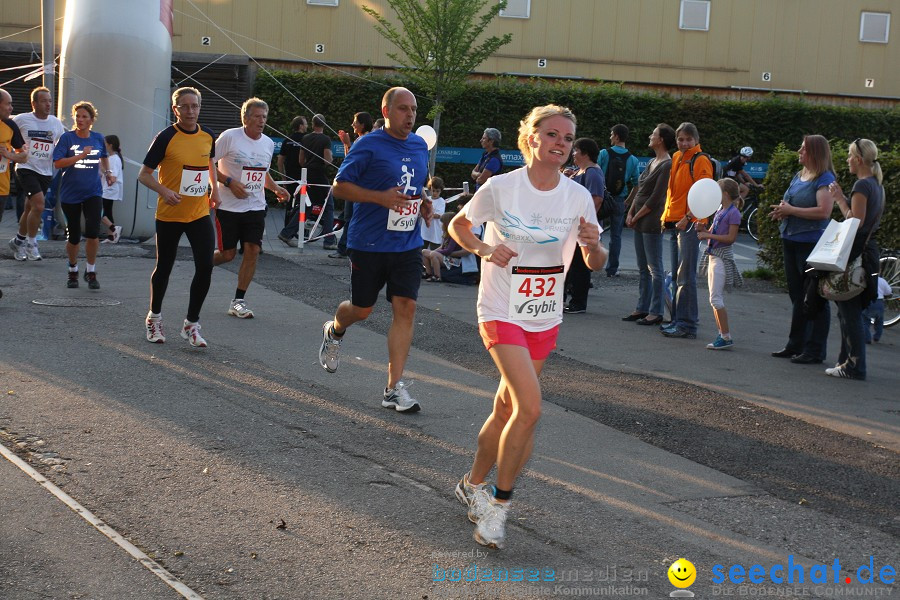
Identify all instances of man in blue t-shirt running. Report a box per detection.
[317,87,433,413]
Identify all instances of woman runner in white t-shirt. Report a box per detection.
[449,105,607,549]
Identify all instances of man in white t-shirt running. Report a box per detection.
[213,97,289,318]
[9,86,66,261]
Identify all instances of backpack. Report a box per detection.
[604,148,631,197]
[688,152,723,181]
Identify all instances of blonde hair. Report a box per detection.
[719,178,744,211]
[172,87,201,107]
[72,101,96,120]
[850,138,883,185]
[517,104,576,166]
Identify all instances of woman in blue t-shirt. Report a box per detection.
[768,134,835,364]
[824,139,885,380]
[52,101,115,290]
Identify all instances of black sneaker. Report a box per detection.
[563,304,586,314]
[84,271,100,290]
[67,271,79,288]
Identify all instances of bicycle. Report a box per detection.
[879,250,899,328]
[739,185,763,242]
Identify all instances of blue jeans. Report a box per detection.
[337,200,354,254]
[862,298,884,342]
[671,226,700,333]
[605,197,626,275]
[634,231,664,315]
[782,239,830,360]
[836,294,866,378]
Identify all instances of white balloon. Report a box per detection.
[416,125,437,150]
[687,178,722,219]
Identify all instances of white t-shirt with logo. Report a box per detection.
[463,167,600,332]
[13,112,66,176]
[214,127,275,212]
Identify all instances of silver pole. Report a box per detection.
[41,0,55,94]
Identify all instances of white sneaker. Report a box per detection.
[318,320,341,373]
[9,237,25,261]
[112,226,122,243]
[455,474,494,524]
[146,315,166,343]
[181,320,207,348]
[24,241,42,261]
[382,381,420,412]
[474,496,508,549]
[228,298,254,318]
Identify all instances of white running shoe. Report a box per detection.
[112,225,122,243]
[146,316,166,343]
[382,381,420,412]
[455,474,494,524]
[9,237,26,261]
[474,496,509,549]
[318,321,342,373]
[228,298,254,318]
[24,241,42,261]
[181,320,207,348]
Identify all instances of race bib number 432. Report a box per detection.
[508,265,564,320]
[179,165,210,196]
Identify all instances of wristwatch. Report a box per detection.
[225,177,233,187]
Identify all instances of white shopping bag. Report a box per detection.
[806,218,859,272]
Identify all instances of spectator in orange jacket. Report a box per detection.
[659,122,714,339]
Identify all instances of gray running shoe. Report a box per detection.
[318,320,342,373]
[24,241,42,261]
[474,496,508,549]
[382,381,420,412]
[9,237,25,261]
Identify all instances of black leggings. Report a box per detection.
[103,199,115,225]
[61,197,103,244]
[151,216,215,322]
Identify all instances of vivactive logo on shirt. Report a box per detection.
[499,211,558,244]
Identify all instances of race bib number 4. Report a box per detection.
[387,196,420,232]
[29,138,52,162]
[241,166,266,195]
[508,265,564,320]
[180,165,210,196]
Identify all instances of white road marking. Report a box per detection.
[0,441,205,600]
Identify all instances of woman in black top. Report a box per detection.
[825,139,885,380]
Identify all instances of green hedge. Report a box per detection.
[256,69,900,159]
[257,70,896,254]
[757,142,898,285]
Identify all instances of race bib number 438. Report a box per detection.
[180,165,210,196]
[508,265,564,320]
[387,196,420,232]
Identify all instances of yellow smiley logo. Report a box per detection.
[668,558,697,588]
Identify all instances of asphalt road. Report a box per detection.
[0,209,897,599]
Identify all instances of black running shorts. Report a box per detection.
[215,208,266,251]
[348,248,423,308]
[16,169,52,198]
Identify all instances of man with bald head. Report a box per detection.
[0,89,27,225]
[318,87,433,413]
[9,86,65,260]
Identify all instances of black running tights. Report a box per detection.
[151,216,215,322]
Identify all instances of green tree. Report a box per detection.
[361,0,512,172]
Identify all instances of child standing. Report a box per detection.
[698,178,743,349]
[420,176,446,250]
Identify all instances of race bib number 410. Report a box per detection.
[180,165,210,196]
[508,265,564,320]
[29,138,52,162]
